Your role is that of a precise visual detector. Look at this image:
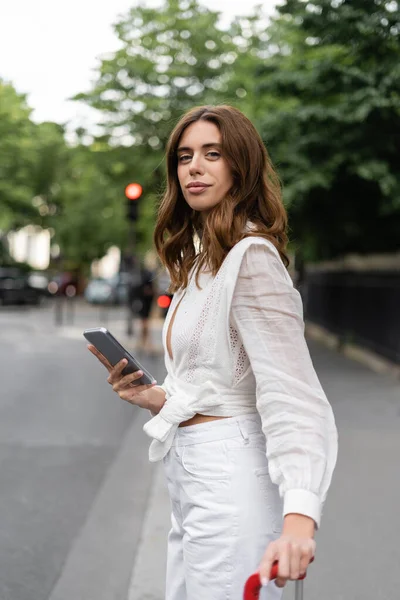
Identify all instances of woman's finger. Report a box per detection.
[114,369,146,391]
[107,358,128,385]
[127,382,158,396]
[87,345,112,371]
[288,542,302,581]
[118,382,158,404]
[275,577,286,588]
[275,540,290,587]
[299,546,315,578]
[259,541,278,586]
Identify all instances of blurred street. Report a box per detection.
[1,300,399,600]
[0,300,166,600]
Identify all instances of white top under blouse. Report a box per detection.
[143,234,338,527]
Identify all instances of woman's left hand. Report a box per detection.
[258,514,316,588]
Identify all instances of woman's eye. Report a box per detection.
[178,151,220,162]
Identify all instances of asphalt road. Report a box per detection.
[0,300,166,600]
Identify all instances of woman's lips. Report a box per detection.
[187,185,210,194]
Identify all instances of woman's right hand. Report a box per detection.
[87,344,161,410]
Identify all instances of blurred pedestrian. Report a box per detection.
[138,264,155,352]
[130,253,158,355]
[88,105,338,599]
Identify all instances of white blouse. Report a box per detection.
[143,237,338,528]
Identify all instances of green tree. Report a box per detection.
[73,0,269,254]
[255,0,400,260]
[74,0,239,145]
[0,80,73,233]
[0,80,129,273]
[0,81,37,230]
[48,143,128,273]
[30,121,69,224]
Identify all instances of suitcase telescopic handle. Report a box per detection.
[243,557,314,600]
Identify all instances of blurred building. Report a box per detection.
[7,225,51,269]
[91,246,121,278]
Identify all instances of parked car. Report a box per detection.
[47,272,78,298]
[0,267,50,305]
[84,278,114,304]
[84,273,130,305]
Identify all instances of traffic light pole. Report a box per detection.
[126,221,137,337]
[124,182,142,337]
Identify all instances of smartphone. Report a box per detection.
[83,327,155,386]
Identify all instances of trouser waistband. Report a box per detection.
[171,412,261,447]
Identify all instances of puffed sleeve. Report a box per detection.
[230,242,338,528]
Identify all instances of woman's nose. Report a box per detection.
[189,155,204,175]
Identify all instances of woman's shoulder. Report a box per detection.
[228,234,280,261]
[224,232,291,284]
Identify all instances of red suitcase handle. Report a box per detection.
[243,557,314,599]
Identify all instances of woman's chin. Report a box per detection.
[189,203,209,213]
[188,201,220,214]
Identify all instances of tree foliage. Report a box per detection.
[1,0,399,271]
[255,0,400,259]
[0,82,38,230]
[75,0,238,146]
[72,0,270,260]
[0,81,132,273]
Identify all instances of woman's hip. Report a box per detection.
[164,414,283,599]
[163,413,283,534]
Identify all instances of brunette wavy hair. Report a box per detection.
[154,104,289,293]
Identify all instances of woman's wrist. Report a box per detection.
[147,386,167,415]
[282,513,315,538]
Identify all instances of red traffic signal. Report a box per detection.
[125,183,142,200]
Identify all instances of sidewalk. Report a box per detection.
[127,465,170,600]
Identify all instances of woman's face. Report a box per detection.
[177,121,233,219]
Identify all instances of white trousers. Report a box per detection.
[163,414,284,600]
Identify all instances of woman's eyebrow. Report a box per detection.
[177,142,222,153]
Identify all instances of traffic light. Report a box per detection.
[125,183,142,222]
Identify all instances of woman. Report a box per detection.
[88,105,338,599]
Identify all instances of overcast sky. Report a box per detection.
[0,0,277,130]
